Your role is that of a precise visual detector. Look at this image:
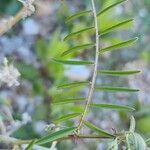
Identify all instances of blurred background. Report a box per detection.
[0,0,150,149]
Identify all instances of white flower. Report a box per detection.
[0,58,20,87]
[18,0,35,18]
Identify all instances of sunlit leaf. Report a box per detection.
[146,138,150,144]
[107,138,118,150]
[61,43,94,56]
[100,38,138,53]
[36,127,76,145]
[97,0,127,16]
[98,70,140,76]
[52,98,85,105]
[25,140,36,150]
[100,19,134,36]
[63,105,84,113]
[54,113,81,124]
[52,59,94,65]
[129,116,136,132]
[66,10,92,23]
[64,27,94,41]
[96,86,139,92]
[126,133,147,150]
[84,121,115,138]
[91,103,135,111]
[57,81,89,89]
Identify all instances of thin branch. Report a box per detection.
[0,134,112,145]
[0,135,31,145]
[0,8,25,36]
[0,0,35,35]
[77,0,100,133]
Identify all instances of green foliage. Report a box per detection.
[84,121,114,138]
[91,103,135,111]
[52,59,94,65]
[96,86,139,92]
[100,19,134,36]
[126,133,146,150]
[36,127,76,145]
[98,70,140,76]
[97,0,127,16]
[64,27,94,41]
[61,43,94,56]
[57,81,89,89]
[100,38,138,53]
[54,113,81,124]
[66,10,92,23]
[107,138,118,150]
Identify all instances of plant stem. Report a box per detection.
[0,135,32,145]
[0,134,112,145]
[77,0,100,133]
[0,8,25,36]
[0,0,35,35]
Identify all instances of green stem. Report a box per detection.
[0,135,32,145]
[77,0,100,133]
[0,134,113,146]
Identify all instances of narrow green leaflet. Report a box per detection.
[25,140,36,150]
[54,113,81,124]
[91,103,135,111]
[64,27,94,41]
[96,86,139,92]
[100,19,134,36]
[98,70,140,76]
[66,10,92,23]
[129,116,136,132]
[63,105,84,113]
[84,121,114,138]
[52,98,85,105]
[57,81,89,89]
[100,38,138,53]
[61,43,94,56]
[52,59,94,65]
[36,127,76,145]
[97,0,127,16]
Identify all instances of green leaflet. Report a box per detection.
[66,10,92,23]
[64,27,94,41]
[107,138,118,150]
[100,19,134,36]
[36,127,76,145]
[25,140,36,150]
[84,121,114,138]
[126,133,147,150]
[98,70,140,76]
[52,58,94,65]
[100,38,138,53]
[54,113,81,124]
[91,103,135,111]
[52,98,86,105]
[129,116,136,132]
[97,0,127,16]
[63,105,84,113]
[57,81,89,89]
[61,43,95,56]
[96,86,139,92]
